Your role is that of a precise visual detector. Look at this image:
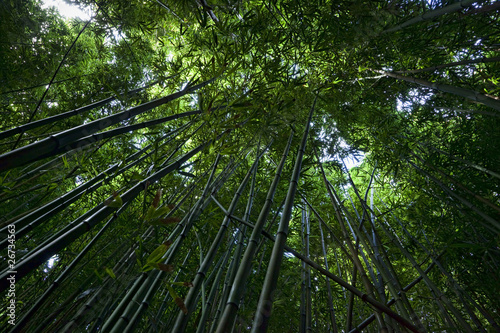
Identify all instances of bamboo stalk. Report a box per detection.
[196,249,233,333]
[13,13,98,150]
[207,237,240,333]
[215,131,293,333]
[372,69,500,112]
[318,216,339,333]
[64,172,204,332]
[344,167,426,332]
[0,140,209,292]
[383,0,480,34]
[394,56,500,74]
[55,113,198,155]
[349,254,441,333]
[385,201,496,331]
[172,145,268,332]
[251,97,315,332]
[0,80,159,141]
[227,209,423,333]
[368,205,475,332]
[9,197,135,332]
[0,78,215,173]
[300,207,307,333]
[304,205,312,332]
[316,150,388,332]
[351,161,471,330]
[105,155,222,332]
[213,156,258,328]
[0,163,119,249]
[37,243,138,332]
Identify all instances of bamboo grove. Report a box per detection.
[0,0,499,332]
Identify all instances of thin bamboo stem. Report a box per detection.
[0,80,159,141]
[172,146,268,332]
[383,0,480,34]
[0,78,215,173]
[251,98,315,332]
[215,131,293,333]
[372,69,500,112]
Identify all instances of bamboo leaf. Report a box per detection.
[166,284,178,299]
[145,205,156,220]
[165,284,188,314]
[105,193,123,208]
[152,206,171,219]
[150,216,181,226]
[175,297,188,314]
[148,263,174,272]
[152,189,162,208]
[104,267,116,279]
[94,269,102,282]
[145,243,169,265]
[130,171,144,181]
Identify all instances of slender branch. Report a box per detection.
[383,0,481,34]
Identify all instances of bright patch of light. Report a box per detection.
[316,118,365,170]
[108,56,117,65]
[131,135,148,148]
[396,88,432,113]
[190,94,198,108]
[289,64,301,79]
[75,175,84,185]
[105,28,123,46]
[41,0,93,20]
[44,255,59,272]
[339,139,364,170]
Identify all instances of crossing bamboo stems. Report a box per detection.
[196,249,233,333]
[214,156,258,329]
[215,132,293,333]
[53,113,198,157]
[0,78,216,173]
[225,205,423,333]
[343,166,426,332]
[315,150,388,332]
[0,140,210,292]
[172,146,268,332]
[10,198,134,332]
[382,200,497,331]
[303,205,312,332]
[103,155,221,332]
[382,0,480,34]
[299,207,307,333]
[369,205,475,332]
[349,254,442,333]
[0,80,159,141]
[251,97,315,332]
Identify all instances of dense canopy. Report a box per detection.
[1,0,499,332]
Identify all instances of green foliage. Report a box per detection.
[0,0,499,332]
